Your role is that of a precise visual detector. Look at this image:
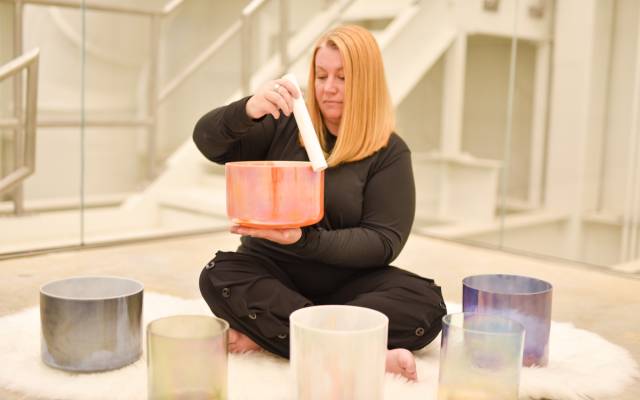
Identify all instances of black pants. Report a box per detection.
[199,250,447,358]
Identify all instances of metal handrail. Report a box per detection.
[0,48,40,211]
[285,0,355,74]
[0,0,183,16]
[162,0,286,101]
[1,0,186,179]
[239,0,355,96]
[158,20,243,104]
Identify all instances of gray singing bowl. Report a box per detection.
[40,276,144,372]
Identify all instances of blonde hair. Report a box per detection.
[305,25,395,167]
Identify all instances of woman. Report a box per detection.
[195,25,446,381]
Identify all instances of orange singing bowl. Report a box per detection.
[225,161,324,228]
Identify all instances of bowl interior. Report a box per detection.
[225,160,313,168]
[41,276,143,300]
[290,305,388,334]
[463,274,552,295]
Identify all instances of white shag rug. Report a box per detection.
[0,293,638,400]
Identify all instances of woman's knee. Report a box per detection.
[384,277,448,350]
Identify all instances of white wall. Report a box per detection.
[396,56,444,153]
[601,0,639,214]
[0,1,15,198]
[543,0,616,260]
[462,35,535,202]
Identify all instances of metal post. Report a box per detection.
[12,0,24,215]
[528,41,550,208]
[25,50,38,173]
[621,8,640,263]
[241,14,251,97]
[278,0,289,75]
[147,15,160,179]
[499,0,519,247]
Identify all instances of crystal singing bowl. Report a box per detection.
[40,276,144,372]
[225,161,324,228]
[290,305,388,400]
[147,315,229,400]
[438,312,525,400]
[462,274,553,367]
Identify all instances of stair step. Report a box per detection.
[342,0,415,21]
[159,187,227,218]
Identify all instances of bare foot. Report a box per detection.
[228,328,262,353]
[386,348,417,381]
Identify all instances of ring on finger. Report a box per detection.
[273,83,280,92]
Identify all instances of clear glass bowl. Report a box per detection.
[438,312,525,400]
[147,315,229,400]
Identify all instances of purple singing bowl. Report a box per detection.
[462,274,552,367]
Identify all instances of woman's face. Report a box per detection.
[314,45,344,133]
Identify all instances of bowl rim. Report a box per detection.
[40,275,144,301]
[147,315,230,339]
[462,273,553,295]
[442,312,526,337]
[289,305,389,335]
[225,160,315,168]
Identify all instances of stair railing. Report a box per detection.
[1,0,186,181]
[0,48,40,215]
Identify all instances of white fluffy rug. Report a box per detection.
[0,293,638,400]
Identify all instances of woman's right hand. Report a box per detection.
[245,78,300,120]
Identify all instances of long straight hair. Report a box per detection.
[305,25,395,167]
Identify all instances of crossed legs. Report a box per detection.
[199,251,447,381]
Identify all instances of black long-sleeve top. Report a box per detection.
[193,97,415,270]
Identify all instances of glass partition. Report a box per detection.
[82,0,246,244]
[0,1,83,254]
[409,0,640,273]
[1,0,639,275]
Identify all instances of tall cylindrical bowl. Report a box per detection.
[40,276,144,372]
[462,274,552,366]
[226,161,324,228]
[438,312,525,400]
[147,315,229,400]
[290,305,388,400]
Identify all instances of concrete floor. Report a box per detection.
[1,231,639,399]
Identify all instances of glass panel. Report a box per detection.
[408,0,640,273]
[499,0,640,272]
[4,0,636,274]
[0,2,14,209]
[82,1,249,244]
[407,1,521,246]
[0,2,83,254]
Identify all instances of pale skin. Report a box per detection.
[232,45,418,381]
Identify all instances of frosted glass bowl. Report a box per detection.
[147,315,229,400]
[225,161,324,228]
[438,312,525,400]
[462,274,552,366]
[290,305,388,400]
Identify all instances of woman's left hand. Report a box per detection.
[230,225,302,245]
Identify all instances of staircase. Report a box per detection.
[123,0,458,230]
